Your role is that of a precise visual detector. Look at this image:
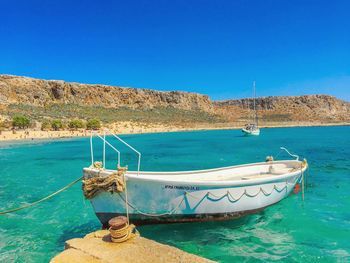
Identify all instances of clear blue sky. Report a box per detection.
[0,0,349,101]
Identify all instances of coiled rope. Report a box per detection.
[83,163,131,225]
[0,176,83,215]
[109,223,137,243]
[82,167,127,199]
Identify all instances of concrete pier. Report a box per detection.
[51,230,214,263]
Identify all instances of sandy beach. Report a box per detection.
[0,121,215,142]
[0,121,348,142]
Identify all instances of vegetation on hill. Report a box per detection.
[4,103,224,125]
[41,120,52,131]
[12,115,30,129]
[86,119,101,130]
[0,75,349,128]
[51,119,64,131]
[68,119,85,130]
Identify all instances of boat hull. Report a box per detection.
[96,207,266,227]
[85,163,304,225]
[242,128,260,136]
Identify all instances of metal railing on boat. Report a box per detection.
[90,129,142,176]
[280,147,299,161]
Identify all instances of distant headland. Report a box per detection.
[0,74,349,141]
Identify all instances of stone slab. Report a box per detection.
[51,230,214,263]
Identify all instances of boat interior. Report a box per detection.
[123,160,303,182]
[87,130,304,183]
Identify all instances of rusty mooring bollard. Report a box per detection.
[109,216,128,231]
[108,216,135,243]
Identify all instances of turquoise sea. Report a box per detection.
[0,126,349,262]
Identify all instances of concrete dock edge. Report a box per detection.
[51,230,215,263]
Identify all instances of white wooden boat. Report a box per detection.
[84,130,307,226]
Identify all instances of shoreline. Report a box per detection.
[0,121,349,143]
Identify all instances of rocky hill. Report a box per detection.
[214,95,350,124]
[0,75,213,112]
[0,74,349,126]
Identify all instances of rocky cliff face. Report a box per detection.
[0,75,213,112]
[1,74,349,124]
[214,95,350,122]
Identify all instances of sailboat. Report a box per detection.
[242,81,260,136]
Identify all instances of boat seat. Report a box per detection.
[269,165,293,175]
[241,164,293,180]
[241,173,274,180]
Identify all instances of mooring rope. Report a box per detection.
[0,176,83,215]
[122,167,130,224]
[301,164,305,201]
[1,161,307,216]
[118,192,187,217]
[82,167,127,199]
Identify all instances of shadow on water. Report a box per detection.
[139,212,265,244]
[55,211,268,251]
[234,135,247,138]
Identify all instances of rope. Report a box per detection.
[88,160,307,218]
[274,149,283,160]
[301,159,307,201]
[0,176,83,215]
[306,166,310,190]
[118,182,289,217]
[122,167,130,224]
[301,164,305,201]
[109,223,137,243]
[118,193,186,217]
[82,167,127,199]
[84,164,130,224]
[227,191,247,202]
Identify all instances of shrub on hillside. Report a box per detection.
[68,119,85,130]
[41,120,52,131]
[12,115,30,129]
[51,119,63,131]
[0,120,4,134]
[86,119,101,130]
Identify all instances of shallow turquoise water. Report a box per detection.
[0,126,349,262]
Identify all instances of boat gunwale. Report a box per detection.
[83,160,307,187]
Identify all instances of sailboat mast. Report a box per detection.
[253,81,258,126]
